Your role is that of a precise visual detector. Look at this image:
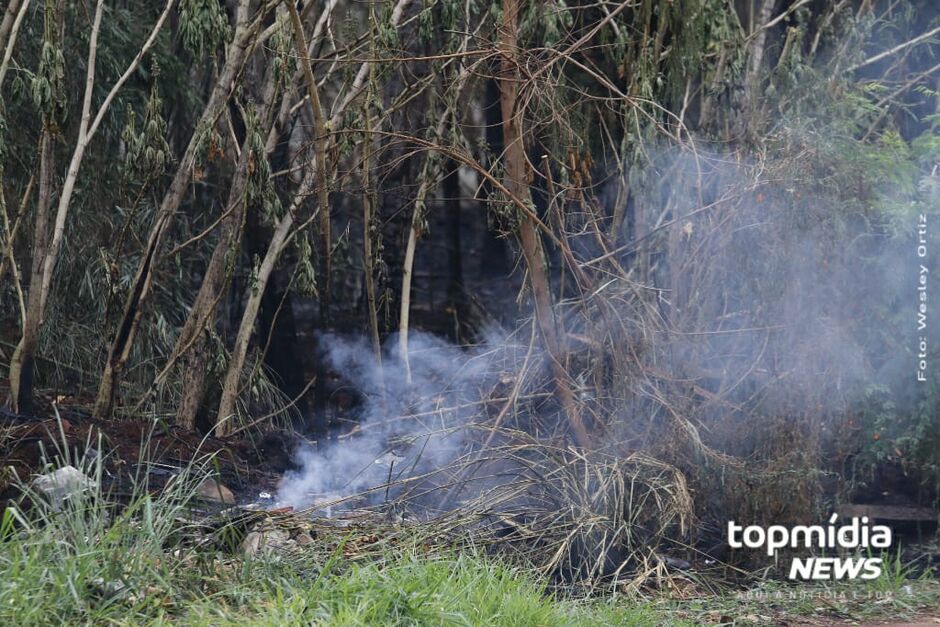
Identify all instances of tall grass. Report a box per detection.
[0,439,660,626]
[0,500,659,625]
[1,423,931,626]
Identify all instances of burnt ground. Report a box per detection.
[0,387,286,515]
[1,388,938,624]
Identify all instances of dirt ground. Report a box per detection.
[2,390,938,627]
[0,392,284,512]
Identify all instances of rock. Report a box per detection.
[294,530,315,547]
[241,527,292,556]
[196,477,236,505]
[241,531,263,555]
[89,577,127,599]
[32,465,96,508]
[240,520,316,556]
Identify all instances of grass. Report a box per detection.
[3,487,936,627]
[0,497,662,626]
[0,442,936,626]
[164,552,666,626]
[0,445,662,626]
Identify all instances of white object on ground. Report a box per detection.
[32,465,96,508]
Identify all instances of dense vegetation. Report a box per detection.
[1,449,937,624]
[1,0,939,619]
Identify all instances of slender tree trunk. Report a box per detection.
[94,1,257,418]
[214,0,331,435]
[173,144,252,429]
[133,5,322,419]
[498,0,590,448]
[171,63,278,430]
[0,0,29,89]
[362,99,382,369]
[398,43,472,375]
[7,131,53,414]
[215,203,293,435]
[399,206,419,383]
[399,148,438,384]
[215,0,412,433]
[286,0,332,325]
[743,0,776,115]
[444,162,466,343]
[0,0,22,54]
[7,0,67,414]
[37,0,106,313]
[4,0,173,415]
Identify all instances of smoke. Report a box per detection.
[273,143,936,521]
[275,329,520,509]
[275,141,937,511]
[616,141,938,461]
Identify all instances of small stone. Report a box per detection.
[241,527,292,556]
[89,577,126,599]
[196,477,236,505]
[293,531,315,547]
[241,531,263,556]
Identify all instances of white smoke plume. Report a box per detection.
[275,329,517,509]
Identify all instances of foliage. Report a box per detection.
[0,1,939,596]
[179,0,231,58]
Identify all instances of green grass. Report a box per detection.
[162,551,665,626]
[0,448,935,626]
[4,489,935,627]
[0,452,661,626]
[0,506,660,626]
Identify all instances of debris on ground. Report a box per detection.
[31,465,96,508]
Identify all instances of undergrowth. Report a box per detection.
[0,439,935,626]
[0,441,661,626]
[0,491,661,626]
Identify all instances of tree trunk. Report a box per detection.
[362,98,383,371]
[399,147,438,384]
[94,2,258,418]
[7,130,53,414]
[173,146,252,429]
[0,0,21,54]
[215,0,412,434]
[170,61,279,430]
[0,0,29,89]
[743,0,776,117]
[444,162,466,343]
[286,0,332,326]
[215,205,293,436]
[214,0,330,436]
[498,0,590,448]
[7,0,65,414]
[5,0,173,416]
